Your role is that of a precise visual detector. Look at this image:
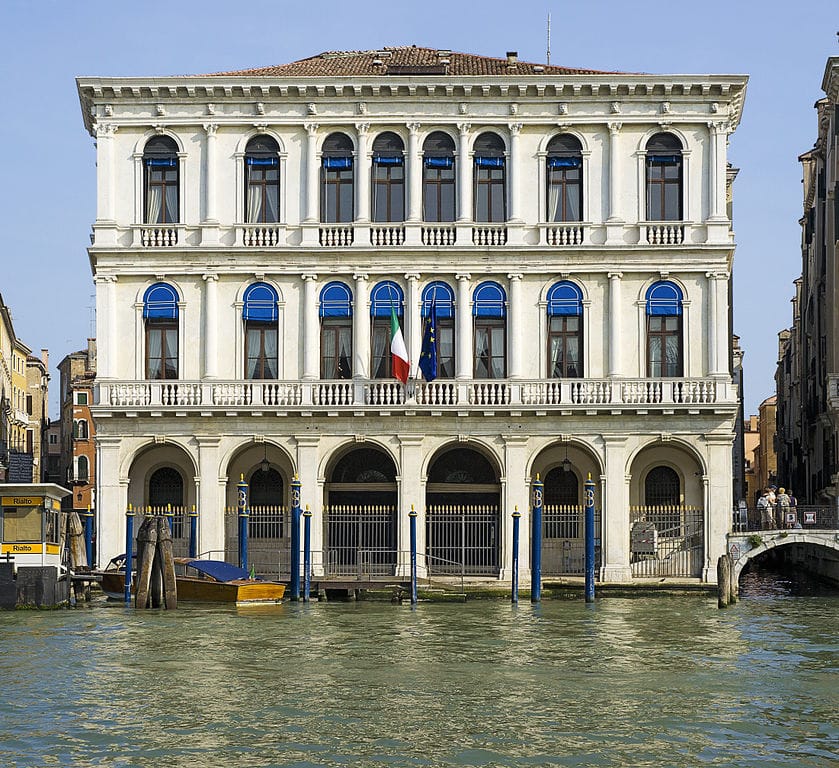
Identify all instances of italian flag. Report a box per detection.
[390,307,410,384]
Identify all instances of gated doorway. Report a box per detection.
[323,447,398,577]
[425,447,501,576]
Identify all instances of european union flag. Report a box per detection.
[418,300,438,382]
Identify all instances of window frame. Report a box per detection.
[321,133,355,224]
[371,132,405,223]
[645,133,683,222]
[143,136,180,225]
[473,133,507,223]
[546,134,583,223]
[244,136,281,224]
[422,131,456,222]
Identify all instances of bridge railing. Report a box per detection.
[733,505,839,532]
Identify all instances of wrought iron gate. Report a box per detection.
[541,504,602,576]
[224,505,289,579]
[426,505,499,576]
[629,505,704,577]
[323,505,397,578]
[132,506,190,558]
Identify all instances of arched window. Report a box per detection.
[73,419,89,440]
[321,133,354,223]
[645,466,680,507]
[544,466,580,538]
[143,136,179,224]
[243,283,279,379]
[646,133,683,221]
[249,467,285,538]
[546,134,582,222]
[473,281,507,378]
[76,455,89,483]
[371,132,404,222]
[245,135,280,223]
[547,281,583,378]
[149,466,184,535]
[319,282,353,379]
[143,283,179,380]
[423,132,456,222]
[370,281,404,378]
[646,281,683,377]
[421,281,455,379]
[473,133,506,222]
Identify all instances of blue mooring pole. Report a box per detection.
[511,505,520,604]
[290,475,302,600]
[188,504,198,559]
[123,504,134,604]
[531,475,543,603]
[83,505,94,569]
[237,474,249,572]
[584,473,596,603]
[409,505,418,605]
[303,505,312,602]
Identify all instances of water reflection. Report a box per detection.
[0,590,837,767]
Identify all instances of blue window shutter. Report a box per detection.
[145,158,177,168]
[143,283,179,319]
[373,155,403,166]
[243,283,279,322]
[475,156,504,168]
[547,156,581,168]
[246,157,278,167]
[421,281,455,318]
[424,156,453,169]
[323,157,353,169]
[319,282,353,318]
[473,282,506,317]
[370,281,404,317]
[646,282,683,316]
[547,282,583,316]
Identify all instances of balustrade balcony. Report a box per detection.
[95,376,735,415]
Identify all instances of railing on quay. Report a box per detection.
[733,505,839,533]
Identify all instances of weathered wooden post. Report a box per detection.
[124,504,135,604]
[135,515,157,609]
[717,554,732,608]
[409,505,418,606]
[157,516,177,609]
[303,505,312,602]
[584,473,596,603]
[188,504,198,559]
[531,474,543,603]
[237,474,249,571]
[511,505,520,604]
[290,475,302,600]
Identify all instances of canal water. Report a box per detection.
[1,577,837,768]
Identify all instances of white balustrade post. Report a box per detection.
[203,273,218,379]
[353,273,370,379]
[456,273,472,379]
[302,274,319,379]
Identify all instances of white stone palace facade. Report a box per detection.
[77,47,747,583]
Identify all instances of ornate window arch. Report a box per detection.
[319,282,353,379]
[473,281,507,378]
[546,281,583,378]
[645,281,683,377]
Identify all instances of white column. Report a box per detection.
[295,436,323,575]
[203,273,218,379]
[353,272,370,378]
[95,276,117,379]
[508,123,522,222]
[457,123,472,222]
[302,274,319,379]
[601,436,632,582]
[96,436,124,564]
[501,435,530,579]
[607,122,622,221]
[708,121,729,220]
[398,436,425,576]
[304,123,319,223]
[355,123,370,223]
[507,273,523,378]
[203,123,218,223]
[703,434,735,582]
[715,273,730,376]
[706,272,719,377]
[608,272,622,377]
[405,273,421,374]
[94,123,116,222]
[456,273,472,379]
[406,123,422,222]
[196,437,222,557]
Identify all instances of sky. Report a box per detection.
[0,0,836,418]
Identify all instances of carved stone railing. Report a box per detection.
[645,222,686,245]
[241,225,284,247]
[544,224,585,246]
[319,225,354,247]
[370,226,405,246]
[95,377,735,412]
[140,226,179,247]
[421,225,456,246]
[472,225,507,246]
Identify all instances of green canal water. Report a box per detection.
[1,572,837,768]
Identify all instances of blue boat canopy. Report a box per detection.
[185,559,259,582]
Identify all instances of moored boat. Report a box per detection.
[100,556,286,604]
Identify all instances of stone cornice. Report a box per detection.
[77,73,748,136]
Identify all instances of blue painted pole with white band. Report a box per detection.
[290,475,302,600]
[83,505,94,569]
[123,504,134,604]
[531,475,543,603]
[511,505,520,604]
[585,473,596,603]
[409,505,418,605]
[188,504,198,559]
[237,474,249,572]
[303,505,312,602]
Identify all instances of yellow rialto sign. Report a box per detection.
[1,496,44,507]
[0,544,60,555]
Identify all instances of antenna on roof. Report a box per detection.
[546,12,551,65]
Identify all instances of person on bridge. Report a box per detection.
[757,490,773,530]
[777,488,791,528]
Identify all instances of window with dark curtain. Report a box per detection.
[371,132,405,222]
[423,132,456,222]
[473,133,506,222]
[321,133,354,223]
[645,133,683,221]
[245,135,280,223]
[143,136,179,224]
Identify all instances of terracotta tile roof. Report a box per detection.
[206,46,620,77]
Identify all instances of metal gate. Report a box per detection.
[132,507,190,558]
[323,505,397,578]
[224,505,289,579]
[426,505,499,576]
[629,505,704,577]
[541,504,602,576]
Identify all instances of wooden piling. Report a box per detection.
[717,554,731,608]
[157,516,178,609]
[135,517,157,609]
[66,510,87,570]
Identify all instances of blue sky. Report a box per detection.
[1,0,836,417]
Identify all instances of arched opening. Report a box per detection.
[324,447,397,577]
[425,446,501,576]
[147,466,187,548]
